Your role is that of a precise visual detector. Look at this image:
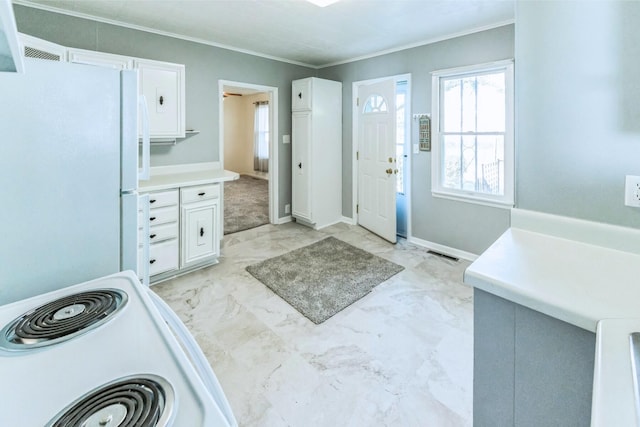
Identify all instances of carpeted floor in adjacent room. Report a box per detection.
[224,175,269,235]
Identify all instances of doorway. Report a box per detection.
[352,74,411,243]
[218,80,279,230]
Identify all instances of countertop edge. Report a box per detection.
[139,169,239,192]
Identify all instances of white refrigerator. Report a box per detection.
[0,58,148,305]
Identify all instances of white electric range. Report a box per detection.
[0,271,236,426]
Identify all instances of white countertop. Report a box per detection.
[463,209,640,426]
[139,164,239,192]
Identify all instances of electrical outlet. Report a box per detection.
[285,204,291,214]
[625,175,640,207]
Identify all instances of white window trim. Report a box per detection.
[431,59,515,209]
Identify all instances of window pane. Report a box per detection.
[477,72,505,132]
[477,135,505,195]
[461,135,477,191]
[396,90,406,194]
[460,77,478,133]
[363,94,387,113]
[442,79,461,132]
[442,134,505,194]
[442,135,462,189]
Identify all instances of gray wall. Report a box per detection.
[516,1,640,228]
[319,25,514,254]
[14,4,315,220]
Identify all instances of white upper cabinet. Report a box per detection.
[0,1,24,72]
[19,33,66,62]
[292,78,312,111]
[135,58,185,139]
[68,48,133,70]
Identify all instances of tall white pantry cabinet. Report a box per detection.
[291,77,342,229]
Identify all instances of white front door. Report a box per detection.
[357,79,397,243]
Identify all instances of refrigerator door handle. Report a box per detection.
[138,95,150,181]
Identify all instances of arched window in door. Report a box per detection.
[363,94,388,113]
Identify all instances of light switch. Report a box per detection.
[283,135,291,144]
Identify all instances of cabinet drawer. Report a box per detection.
[148,205,178,226]
[149,239,179,276]
[148,190,178,208]
[181,184,219,204]
[149,222,178,243]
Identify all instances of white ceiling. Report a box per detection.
[16,0,515,68]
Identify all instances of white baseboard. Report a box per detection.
[407,236,478,262]
[341,216,356,225]
[276,215,292,225]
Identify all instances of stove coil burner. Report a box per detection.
[47,375,174,427]
[0,289,127,350]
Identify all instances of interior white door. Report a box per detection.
[357,79,397,243]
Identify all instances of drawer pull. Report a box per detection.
[150,234,157,239]
[150,259,156,264]
[149,199,156,204]
[200,227,204,237]
[149,216,156,221]
[198,192,206,196]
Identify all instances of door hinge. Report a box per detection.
[356,151,359,160]
[356,97,359,107]
[356,204,359,214]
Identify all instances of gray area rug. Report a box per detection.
[245,237,404,324]
[224,175,269,235]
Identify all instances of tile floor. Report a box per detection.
[153,222,473,426]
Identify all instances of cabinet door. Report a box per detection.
[181,201,219,268]
[292,111,312,222]
[68,48,133,69]
[135,58,185,138]
[292,78,312,111]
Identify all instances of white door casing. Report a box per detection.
[357,79,397,243]
[218,80,279,225]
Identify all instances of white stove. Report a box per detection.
[0,271,236,426]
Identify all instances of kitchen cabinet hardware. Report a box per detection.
[150,234,157,239]
[298,162,302,169]
[198,192,205,196]
[159,95,164,106]
[149,259,156,264]
[200,227,204,237]
[150,199,156,204]
[150,216,156,221]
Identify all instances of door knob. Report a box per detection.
[385,168,393,175]
[388,157,393,163]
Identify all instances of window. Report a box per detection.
[431,60,514,207]
[363,94,388,113]
[396,81,407,194]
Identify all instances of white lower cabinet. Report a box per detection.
[142,183,220,283]
[149,239,179,276]
[144,189,180,280]
[181,200,219,268]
